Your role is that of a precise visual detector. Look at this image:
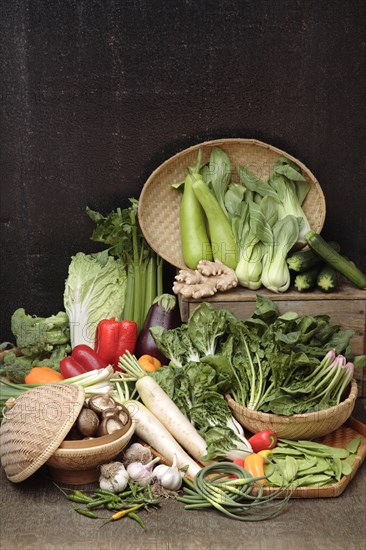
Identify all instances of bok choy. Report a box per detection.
[185,147,312,293]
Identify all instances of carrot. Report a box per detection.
[24,367,65,385]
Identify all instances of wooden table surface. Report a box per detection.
[1,401,365,550]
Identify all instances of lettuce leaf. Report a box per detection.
[64,250,127,348]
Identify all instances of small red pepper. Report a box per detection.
[229,458,245,478]
[60,345,107,379]
[94,318,138,371]
[248,430,278,453]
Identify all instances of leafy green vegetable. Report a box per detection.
[10,308,70,357]
[150,302,234,367]
[86,201,164,330]
[152,296,358,416]
[3,345,70,384]
[151,358,252,461]
[64,250,126,348]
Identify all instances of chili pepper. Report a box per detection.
[93,488,120,498]
[244,453,267,486]
[94,318,138,371]
[72,489,92,500]
[67,494,93,504]
[110,503,144,521]
[73,507,99,518]
[128,512,146,529]
[86,497,113,509]
[60,344,107,378]
[248,430,278,453]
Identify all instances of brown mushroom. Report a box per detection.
[115,404,131,427]
[97,411,130,437]
[88,394,117,416]
[75,408,100,437]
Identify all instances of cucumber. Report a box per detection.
[317,265,339,293]
[287,249,323,273]
[287,241,340,273]
[294,266,321,292]
[305,231,366,289]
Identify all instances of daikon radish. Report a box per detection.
[119,352,209,464]
[125,400,201,478]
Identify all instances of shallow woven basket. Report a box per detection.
[139,138,326,269]
[226,378,358,440]
[0,384,85,483]
[0,384,135,484]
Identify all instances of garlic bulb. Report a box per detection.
[99,461,129,493]
[126,457,160,486]
[153,454,183,491]
[123,443,153,466]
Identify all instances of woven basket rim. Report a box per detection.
[138,137,326,269]
[226,378,357,424]
[54,423,135,455]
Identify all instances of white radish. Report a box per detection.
[135,375,209,464]
[124,400,202,478]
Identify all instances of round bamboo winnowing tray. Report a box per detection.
[0,384,85,483]
[226,379,358,440]
[139,138,326,269]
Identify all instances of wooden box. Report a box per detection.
[179,283,366,396]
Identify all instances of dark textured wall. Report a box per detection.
[1,0,366,341]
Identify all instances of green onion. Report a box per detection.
[0,366,115,417]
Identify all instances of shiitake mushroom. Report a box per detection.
[98,404,132,436]
[88,394,118,415]
[75,408,100,437]
[69,395,131,440]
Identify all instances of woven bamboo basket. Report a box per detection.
[138,138,326,269]
[226,378,358,440]
[0,384,135,484]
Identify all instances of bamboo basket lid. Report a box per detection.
[0,384,85,483]
[138,138,326,269]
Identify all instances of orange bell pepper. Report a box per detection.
[24,367,65,385]
[137,354,162,372]
[244,453,266,486]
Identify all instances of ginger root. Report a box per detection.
[173,259,238,299]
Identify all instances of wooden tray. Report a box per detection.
[145,417,366,499]
[264,417,366,498]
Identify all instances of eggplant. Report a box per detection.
[135,294,181,364]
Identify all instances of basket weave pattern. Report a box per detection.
[0,384,84,482]
[226,379,358,440]
[139,138,326,269]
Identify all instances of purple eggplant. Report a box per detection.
[135,294,181,364]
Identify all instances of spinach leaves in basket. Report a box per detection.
[150,296,365,416]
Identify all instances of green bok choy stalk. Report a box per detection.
[260,214,300,293]
[268,157,311,244]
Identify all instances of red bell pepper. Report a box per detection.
[60,344,107,379]
[248,430,278,453]
[229,458,245,478]
[94,318,138,371]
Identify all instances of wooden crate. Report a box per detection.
[179,283,366,396]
